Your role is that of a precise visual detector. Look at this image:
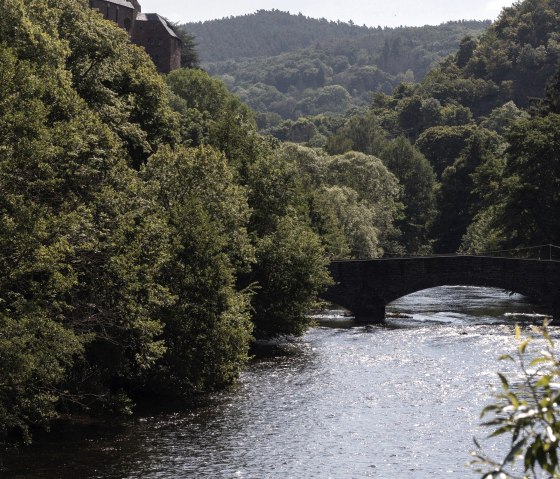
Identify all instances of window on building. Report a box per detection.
[124,18,131,31]
[116,7,119,22]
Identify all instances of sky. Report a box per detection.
[139,0,517,27]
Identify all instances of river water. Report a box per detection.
[2,286,552,478]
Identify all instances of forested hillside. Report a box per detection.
[184,10,374,61]
[0,0,406,446]
[315,0,560,255]
[184,11,489,124]
[3,0,560,451]
[185,10,489,63]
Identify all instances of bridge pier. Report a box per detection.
[324,256,560,327]
[352,302,386,324]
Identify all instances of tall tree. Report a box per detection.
[499,114,560,246]
[380,137,437,254]
[432,129,502,252]
[142,146,254,396]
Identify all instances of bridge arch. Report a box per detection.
[382,276,543,305]
[321,256,560,323]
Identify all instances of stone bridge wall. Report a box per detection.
[322,256,560,323]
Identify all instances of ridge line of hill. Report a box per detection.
[183,9,491,62]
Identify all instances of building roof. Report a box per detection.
[106,0,135,9]
[135,13,180,39]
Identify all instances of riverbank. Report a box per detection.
[2,287,549,478]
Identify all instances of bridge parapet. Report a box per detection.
[322,256,560,323]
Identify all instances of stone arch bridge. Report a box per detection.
[322,255,560,323]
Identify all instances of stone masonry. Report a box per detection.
[323,256,560,323]
[89,0,181,73]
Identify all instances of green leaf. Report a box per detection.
[498,373,509,390]
[480,404,499,418]
[536,375,551,387]
[503,437,528,464]
[530,357,550,367]
[488,425,514,438]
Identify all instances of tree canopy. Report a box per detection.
[184,11,489,123]
[3,0,560,450]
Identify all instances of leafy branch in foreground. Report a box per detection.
[472,322,560,479]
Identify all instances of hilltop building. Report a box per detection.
[89,0,181,73]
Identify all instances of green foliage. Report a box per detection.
[416,125,481,178]
[166,69,335,343]
[266,115,344,147]
[0,0,179,438]
[293,85,352,117]
[273,144,402,258]
[469,0,560,107]
[462,112,560,252]
[167,68,232,115]
[325,111,389,157]
[246,147,308,236]
[413,60,502,118]
[432,128,502,252]
[142,146,254,395]
[542,65,560,113]
[472,324,560,478]
[57,0,179,168]
[249,216,332,338]
[166,67,265,178]
[189,11,489,121]
[460,205,506,254]
[380,137,437,253]
[321,112,436,254]
[0,312,85,443]
[311,186,381,258]
[180,0,560,265]
[440,103,474,126]
[456,35,478,68]
[391,0,560,127]
[481,101,530,135]
[397,95,425,138]
[185,9,375,61]
[325,152,402,241]
[499,114,560,247]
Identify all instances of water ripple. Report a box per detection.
[3,287,552,479]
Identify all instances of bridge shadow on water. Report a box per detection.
[315,285,551,330]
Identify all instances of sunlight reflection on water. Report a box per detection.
[3,286,553,479]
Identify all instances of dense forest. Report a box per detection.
[0,0,403,445]
[185,11,490,125]
[185,10,376,61]
[1,0,560,450]
[319,0,560,255]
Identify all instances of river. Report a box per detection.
[1,286,551,478]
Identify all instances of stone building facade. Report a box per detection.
[89,0,181,73]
